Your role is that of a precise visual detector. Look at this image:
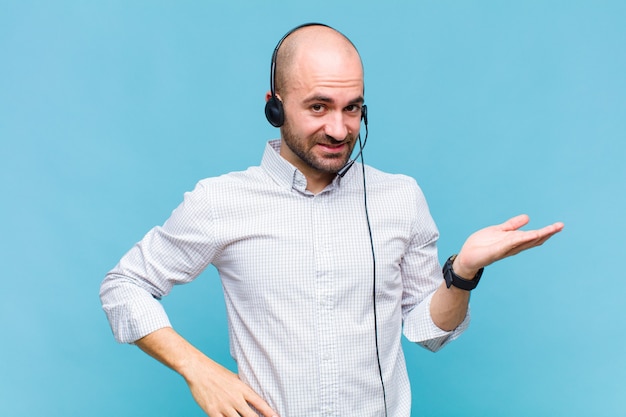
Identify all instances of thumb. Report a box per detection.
[501,214,530,231]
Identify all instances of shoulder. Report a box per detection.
[195,166,267,194]
[361,164,427,201]
[360,164,437,235]
[183,166,278,218]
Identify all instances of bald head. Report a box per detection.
[274,25,363,96]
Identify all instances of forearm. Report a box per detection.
[135,327,215,382]
[430,282,470,331]
[429,257,476,331]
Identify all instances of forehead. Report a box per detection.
[287,43,364,101]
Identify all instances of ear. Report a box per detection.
[265,91,272,102]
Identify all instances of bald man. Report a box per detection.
[100,24,563,417]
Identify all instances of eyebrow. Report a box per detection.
[303,95,365,105]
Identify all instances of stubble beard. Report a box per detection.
[281,122,356,175]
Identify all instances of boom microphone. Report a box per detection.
[338,105,368,178]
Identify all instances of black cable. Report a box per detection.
[358,133,388,417]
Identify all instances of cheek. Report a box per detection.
[298,117,326,137]
[347,118,362,134]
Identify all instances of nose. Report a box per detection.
[323,112,349,141]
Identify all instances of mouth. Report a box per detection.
[317,142,349,154]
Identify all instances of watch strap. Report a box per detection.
[443,254,483,291]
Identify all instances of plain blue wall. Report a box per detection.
[1,1,625,416]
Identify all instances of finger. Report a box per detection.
[223,408,245,417]
[501,229,544,250]
[531,229,561,247]
[523,223,563,244]
[545,221,565,234]
[510,221,563,246]
[503,227,562,257]
[234,383,279,417]
[245,392,279,417]
[221,400,264,417]
[500,214,530,232]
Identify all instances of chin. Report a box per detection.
[317,158,351,174]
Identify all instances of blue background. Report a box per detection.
[1,1,625,416]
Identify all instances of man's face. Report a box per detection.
[277,44,364,182]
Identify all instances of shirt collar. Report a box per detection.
[261,140,350,194]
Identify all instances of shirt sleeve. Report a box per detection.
[99,180,217,343]
[399,180,470,352]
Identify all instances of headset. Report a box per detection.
[264,23,387,417]
[264,22,367,131]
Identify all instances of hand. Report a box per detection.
[135,328,279,417]
[184,358,278,417]
[453,214,564,278]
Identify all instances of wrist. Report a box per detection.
[451,255,480,280]
[443,254,484,291]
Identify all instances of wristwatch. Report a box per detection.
[442,254,483,291]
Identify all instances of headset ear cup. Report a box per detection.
[265,96,285,127]
[361,104,368,126]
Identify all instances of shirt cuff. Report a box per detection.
[403,292,470,352]
[100,278,173,344]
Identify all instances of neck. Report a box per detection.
[303,172,334,194]
[278,139,337,194]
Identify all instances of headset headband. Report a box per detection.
[268,23,331,101]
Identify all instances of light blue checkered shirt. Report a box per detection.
[100,140,469,416]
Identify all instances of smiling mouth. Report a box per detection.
[317,142,348,153]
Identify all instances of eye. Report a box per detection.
[345,104,361,113]
[311,104,325,113]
